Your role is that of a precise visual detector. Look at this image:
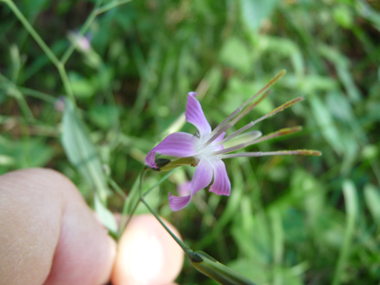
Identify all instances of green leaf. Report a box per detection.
[94,194,118,234]
[61,99,110,202]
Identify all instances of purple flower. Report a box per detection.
[177,181,192,197]
[145,72,321,211]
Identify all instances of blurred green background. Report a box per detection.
[1,0,380,284]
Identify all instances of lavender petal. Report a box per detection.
[185,92,212,137]
[191,159,213,195]
[168,193,192,211]
[145,132,198,168]
[209,159,231,196]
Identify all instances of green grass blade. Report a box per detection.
[332,180,358,285]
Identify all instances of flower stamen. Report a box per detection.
[207,70,286,144]
[218,121,257,145]
[251,126,302,144]
[206,90,270,146]
[229,90,271,126]
[213,126,304,156]
[220,149,322,159]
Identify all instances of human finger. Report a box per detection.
[112,214,184,285]
[0,168,116,285]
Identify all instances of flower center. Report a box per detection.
[194,135,220,161]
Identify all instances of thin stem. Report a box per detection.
[18,87,56,103]
[57,63,74,101]
[133,166,193,256]
[141,198,193,257]
[143,169,177,198]
[108,177,127,199]
[96,0,132,14]
[4,0,60,67]
[4,0,75,101]
[119,198,140,238]
[16,91,35,121]
[119,168,148,236]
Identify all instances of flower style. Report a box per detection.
[145,71,321,211]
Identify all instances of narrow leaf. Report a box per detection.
[94,194,118,234]
[61,99,110,202]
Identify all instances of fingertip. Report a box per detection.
[112,214,184,285]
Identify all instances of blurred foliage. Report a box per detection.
[1,0,380,284]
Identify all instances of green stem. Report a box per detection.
[119,198,140,238]
[118,167,148,237]
[57,63,74,101]
[141,198,193,257]
[4,0,60,67]
[142,169,177,198]
[96,0,132,14]
[17,87,56,104]
[123,166,193,256]
[3,0,75,102]
[118,168,175,238]
[108,177,127,199]
[14,89,35,122]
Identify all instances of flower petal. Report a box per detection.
[145,132,198,168]
[209,159,231,196]
[177,181,192,197]
[191,159,213,195]
[212,132,226,152]
[169,193,192,211]
[185,92,212,137]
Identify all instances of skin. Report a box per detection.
[0,168,183,285]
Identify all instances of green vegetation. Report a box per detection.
[1,0,380,284]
